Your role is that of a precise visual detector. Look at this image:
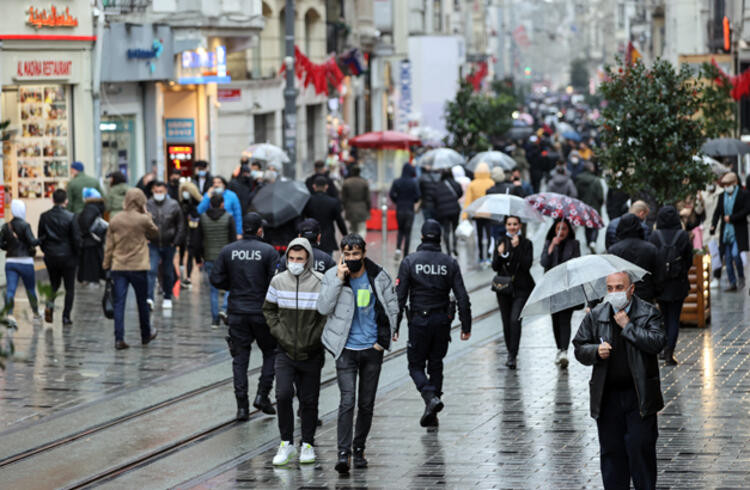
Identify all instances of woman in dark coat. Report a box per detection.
[540,219,580,368]
[77,187,106,284]
[178,180,203,287]
[649,205,693,365]
[433,169,463,256]
[492,215,534,370]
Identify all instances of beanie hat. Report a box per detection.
[71,161,84,172]
[83,187,102,200]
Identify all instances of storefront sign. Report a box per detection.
[127,39,163,60]
[165,119,195,143]
[101,23,174,82]
[26,6,78,29]
[177,46,230,85]
[15,59,73,80]
[217,88,241,102]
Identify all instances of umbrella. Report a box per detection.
[250,180,310,227]
[463,194,544,222]
[517,113,534,125]
[505,126,534,140]
[693,154,730,177]
[466,151,516,172]
[561,130,582,142]
[701,138,750,157]
[556,121,575,135]
[526,192,605,229]
[241,143,290,168]
[520,255,648,317]
[419,148,465,170]
[349,130,421,150]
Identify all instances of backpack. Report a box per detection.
[654,230,684,282]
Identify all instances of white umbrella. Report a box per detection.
[466,151,516,172]
[241,143,290,168]
[520,254,649,318]
[464,194,544,222]
[419,148,465,169]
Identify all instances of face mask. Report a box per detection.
[266,170,278,181]
[287,262,305,276]
[345,259,363,273]
[725,185,735,194]
[213,187,224,195]
[251,170,262,179]
[153,193,166,202]
[605,291,629,311]
[197,170,207,177]
[570,157,579,164]
[182,191,191,200]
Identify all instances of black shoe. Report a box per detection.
[425,415,439,428]
[665,349,678,365]
[44,306,53,324]
[505,355,517,369]
[353,448,368,468]
[658,350,667,361]
[219,311,228,325]
[115,340,130,350]
[335,451,350,474]
[142,329,158,345]
[253,394,276,415]
[420,392,444,427]
[62,317,73,326]
[724,284,738,292]
[236,407,250,421]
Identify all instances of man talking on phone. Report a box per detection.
[573,271,666,490]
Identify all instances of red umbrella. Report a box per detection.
[349,131,421,150]
[525,192,605,229]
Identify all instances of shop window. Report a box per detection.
[254,113,268,144]
[101,115,136,184]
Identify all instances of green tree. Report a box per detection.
[598,59,713,207]
[570,58,589,92]
[698,61,736,139]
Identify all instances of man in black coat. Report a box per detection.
[305,160,339,199]
[605,200,651,250]
[607,213,659,303]
[418,168,440,221]
[229,164,253,215]
[710,172,750,291]
[573,271,666,490]
[38,189,81,325]
[192,160,212,195]
[303,176,348,255]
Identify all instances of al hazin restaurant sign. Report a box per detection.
[26,5,79,29]
[15,59,73,80]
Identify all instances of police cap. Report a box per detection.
[243,212,264,235]
[421,219,442,241]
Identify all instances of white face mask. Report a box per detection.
[725,185,736,194]
[182,191,191,200]
[251,170,262,179]
[213,187,224,195]
[287,262,305,276]
[605,291,629,311]
[153,193,166,202]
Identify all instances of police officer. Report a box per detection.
[396,219,472,428]
[210,212,280,421]
[277,218,336,274]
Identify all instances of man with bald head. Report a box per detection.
[710,171,750,292]
[573,271,666,490]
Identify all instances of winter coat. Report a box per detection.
[178,181,202,250]
[0,218,38,258]
[263,238,327,360]
[575,170,603,212]
[710,187,750,251]
[228,176,253,215]
[305,172,340,199]
[317,258,399,359]
[605,215,651,250]
[573,295,666,419]
[486,182,525,198]
[649,206,693,302]
[197,189,243,236]
[607,214,659,303]
[303,192,348,254]
[464,162,494,209]
[389,164,421,213]
[418,171,440,212]
[78,199,106,248]
[433,176,463,220]
[66,172,102,214]
[193,208,236,263]
[491,234,535,297]
[341,175,371,223]
[103,188,159,271]
[105,182,129,218]
[38,205,80,259]
[192,173,212,195]
[606,188,630,221]
[146,196,185,248]
[540,237,580,272]
[546,170,578,197]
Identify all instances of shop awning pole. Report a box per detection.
[92,0,105,180]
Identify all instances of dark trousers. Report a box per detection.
[111,270,151,342]
[178,243,194,279]
[440,213,459,255]
[148,244,175,300]
[396,210,415,255]
[407,313,451,396]
[228,314,277,401]
[658,300,683,351]
[585,227,599,245]
[596,388,658,490]
[497,293,527,357]
[475,218,492,260]
[336,347,384,453]
[275,351,323,444]
[44,256,76,320]
[551,307,574,350]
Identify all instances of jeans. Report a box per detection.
[723,240,744,286]
[336,348,384,453]
[407,312,452,396]
[5,262,37,315]
[148,244,176,301]
[440,213,459,256]
[228,314,277,401]
[44,256,76,320]
[111,270,151,342]
[551,307,574,351]
[597,387,658,490]
[202,261,229,323]
[497,293,528,357]
[658,300,684,351]
[275,351,324,444]
[396,210,415,255]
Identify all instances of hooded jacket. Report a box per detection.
[66,171,101,214]
[263,238,327,360]
[546,168,578,197]
[103,188,159,271]
[574,169,603,211]
[607,213,659,302]
[648,206,693,302]
[197,188,243,236]
[389,163,421,213]
[1,200,39,259]
[105,182,129,218]
[464,162,494,209]
[341,174,371,223]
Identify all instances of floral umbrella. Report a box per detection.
[525,192,605,229]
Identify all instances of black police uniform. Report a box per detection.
[396,221,471,409]
[210,219,279,416]
[277,245,335,274]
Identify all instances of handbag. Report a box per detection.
[102,278,115,319]
[89,216,109,243]
[491,274,514,295]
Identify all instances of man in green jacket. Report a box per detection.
[67,161,102,214]
[263,237,327,466]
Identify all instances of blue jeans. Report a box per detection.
[723,240,744,286]
[5,262,37,315]
[202,261,228,323]
[148,245,176,301]
[111,270,151,342]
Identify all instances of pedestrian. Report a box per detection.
[317,233,399,473]
[710,172,749,292]
[136,167,156,199]
[492,215,534,369]
[211,212,279,420]
[77,187,106,285]
[573,271,666,490]
[102,188,159,350]
[104,171,129,219]
[193,194,236,327]
[433,168,463,257]
[305,160,340,199]
[509,167,533,196]
[66,161,102,214]
[606,187,630,221]
[228,163,253,215]
[649,206,692,365]
[303,175,348,255]
[566,150,585,180]
[464,162,495,262]
[540,219,580,368]
[575,161,604,252]
[486,167,523,197]
[606,201,651,250]
[389,163,421,259]
[192,160,212,195]
[451,165,471,206]
[277,218,336,274]
[0,200,41,326]
[418,166,440,221]
[545,162,578,197]
[146,181,185,310]
[608,213,659,304]
[396,220,471,427]
[167,169,182,200]
[38,189,81,325]
[197,176,243,239]
[263,238,327,466]
[177,180,203,288]
[341,165,371,238]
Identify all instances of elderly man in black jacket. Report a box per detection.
[303,176,348,255]
[573,271,666,490]
[607,213,658,303]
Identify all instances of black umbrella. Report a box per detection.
[701,138,750,157]
[250,180,310,227]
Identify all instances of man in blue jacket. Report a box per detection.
[197,176,243,238]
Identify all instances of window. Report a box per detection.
[433,0,442,32]
[254,114,267,144]
[307,104,317,159]
[617,3,625,29]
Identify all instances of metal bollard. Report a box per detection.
[381,198,388,266]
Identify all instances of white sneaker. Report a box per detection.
[162,299,173,309]
[272,441,297,466]
[299,443,316,464]
[146,299,154,311]
[555,349,569,368]
[710,279,719,289]
[394,249,402,261]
